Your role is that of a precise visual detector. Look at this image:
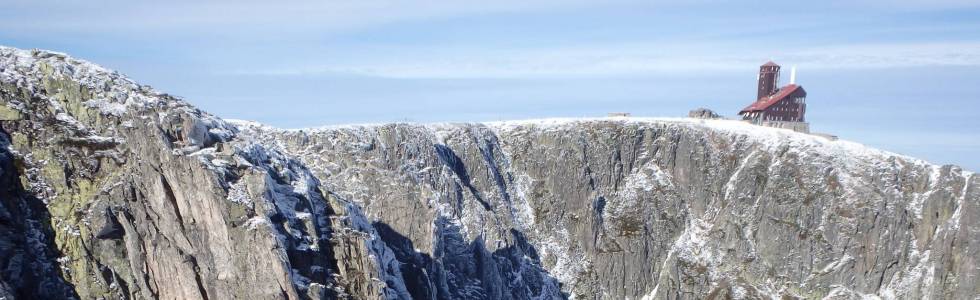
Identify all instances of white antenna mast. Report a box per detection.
[790,66,797,84]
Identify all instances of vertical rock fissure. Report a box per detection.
[187,255,211,300]
[158,173,186,230]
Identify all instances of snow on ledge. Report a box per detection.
[232,116,945,172]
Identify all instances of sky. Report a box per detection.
[2,0,979,170]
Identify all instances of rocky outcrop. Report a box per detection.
[1,46,977,299]
[0,47,407,299]
[688,108,722,119]
[0,120,77,299]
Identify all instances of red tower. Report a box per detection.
[757,61,780,100]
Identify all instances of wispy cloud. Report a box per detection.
[229,41,980,79]
[4,0,977,36]
[787,42,980,69]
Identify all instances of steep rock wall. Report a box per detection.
[244,119,977,299]
[0,47,407,299]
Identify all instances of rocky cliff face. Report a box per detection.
[239,119,978,300]
[0,47,411,299]
[1,46,977,300]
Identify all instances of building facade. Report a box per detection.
[740,61,808,126]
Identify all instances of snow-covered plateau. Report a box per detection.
[1,46,977,299]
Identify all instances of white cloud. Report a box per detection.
[786,42,980,69]
[230,41,980,79]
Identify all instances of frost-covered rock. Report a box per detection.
[2,45,978,300]
[242,118,978,300]
[0,46,408,299]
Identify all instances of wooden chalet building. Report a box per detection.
[739,61,809,132]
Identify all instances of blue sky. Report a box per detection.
[2,0,979,170]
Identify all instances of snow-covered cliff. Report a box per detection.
[1,46,977,299]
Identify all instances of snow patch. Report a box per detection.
[244,216,268,231]
[226,179,252,205]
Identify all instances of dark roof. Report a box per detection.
[740,84,802,113]
[761,61,780,67]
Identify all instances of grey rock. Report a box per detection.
[688,108,722,119]
[0,123,77,299]
[244,119,978,299]
[0,46,404,299]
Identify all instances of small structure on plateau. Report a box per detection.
[739,61,809,133]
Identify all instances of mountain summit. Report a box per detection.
[1,46,977,299]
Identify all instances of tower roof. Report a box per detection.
[761,60,780,67]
